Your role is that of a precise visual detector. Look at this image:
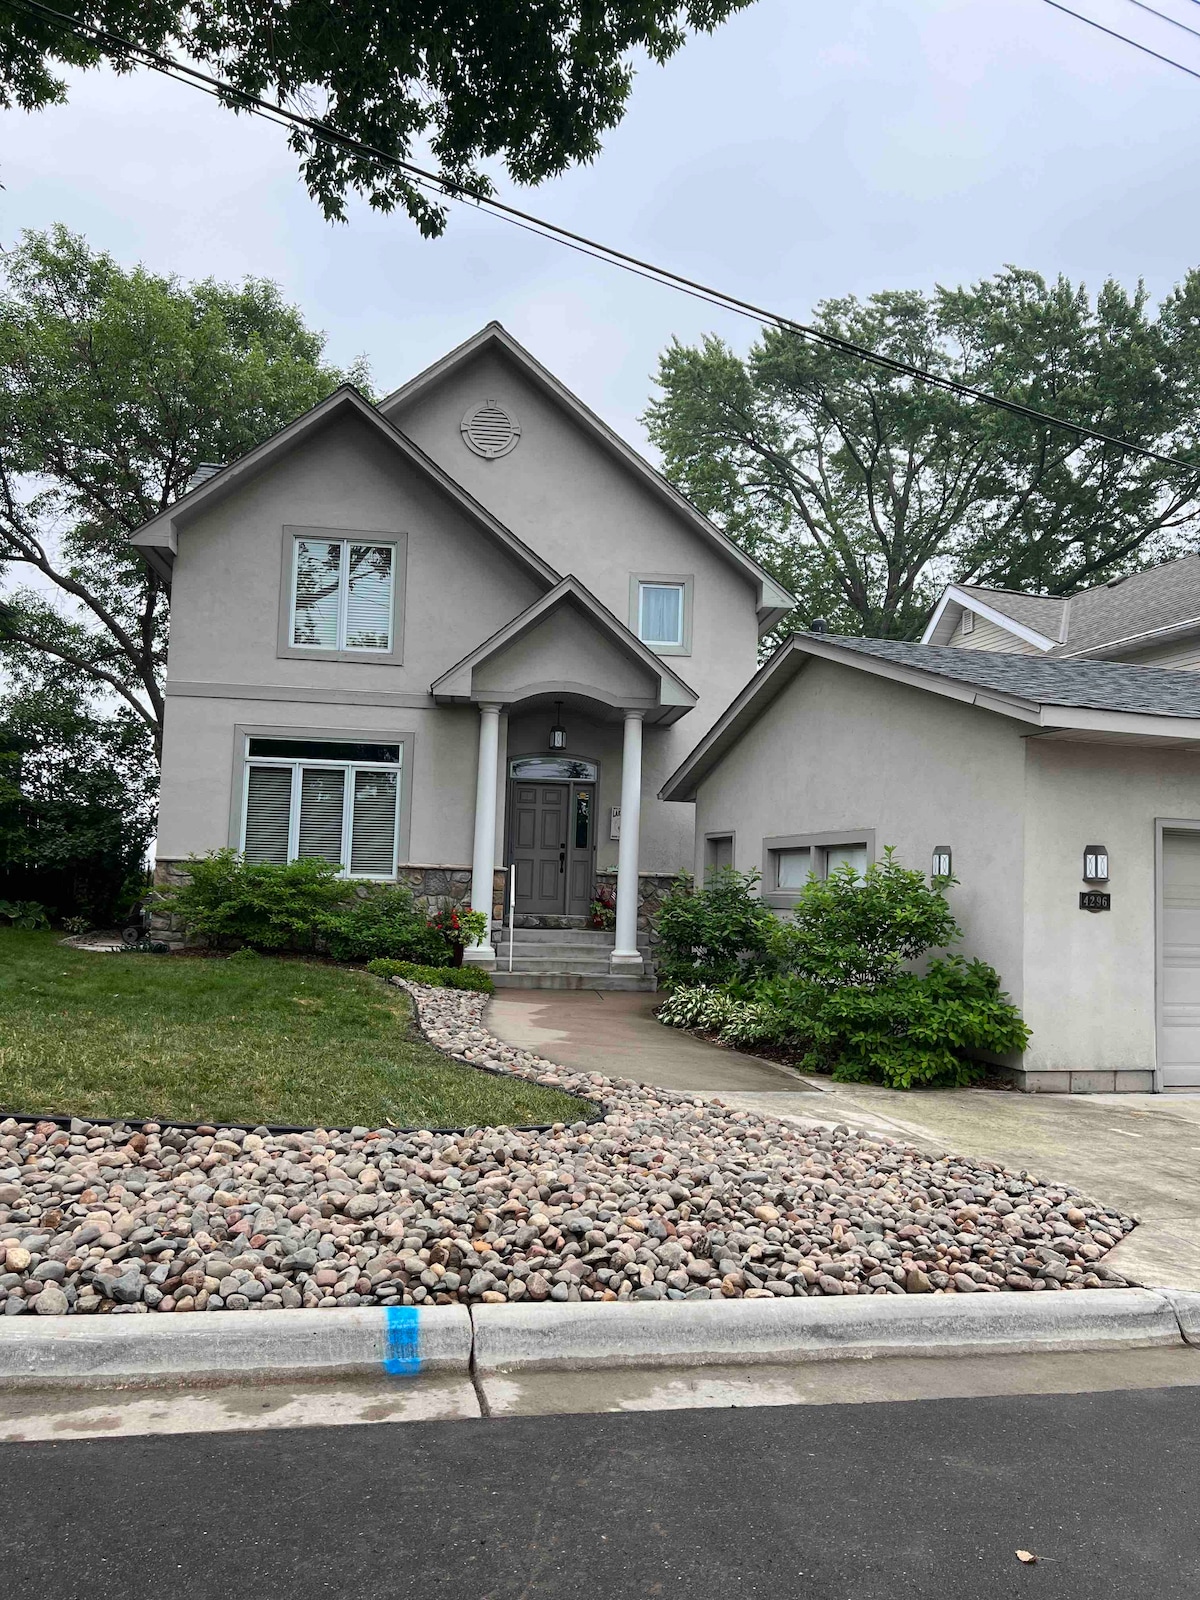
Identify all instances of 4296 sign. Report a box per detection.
[1080,890,1112,913]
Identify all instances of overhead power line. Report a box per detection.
[1042,0,1200,82]
[1119,0,1200,43]
[5,0,1200,475]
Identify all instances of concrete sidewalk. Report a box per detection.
[486,988,819,1095]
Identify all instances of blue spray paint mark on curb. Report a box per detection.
[382,1305,421,1375]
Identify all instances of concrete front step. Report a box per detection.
[498,927,633,946]
[496,959,656,976]
[491,971,657,992]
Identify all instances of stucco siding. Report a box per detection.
[690,657,1028,1004]
[472,605,659,708]
[157,693,482,869]
[1021,739,1200,1074]
[384,347,760,727]
[164,411,543,695]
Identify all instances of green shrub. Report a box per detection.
[0,898,51,930]
[160,850,347,950]
[656,849,1029,1089]
[318,886,450,964]
[367,958,494,994]
[225,946,262,963]
[656,868,777,988]
[770,847,960,990]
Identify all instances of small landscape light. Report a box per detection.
[548,700,567,752]
[932,846,952,879]
[1083,844,1109,884]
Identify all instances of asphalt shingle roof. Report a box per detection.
[811,634,1200,718]
[956,586,1067,640]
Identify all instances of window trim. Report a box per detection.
[629,573,693,657]
[277,526,408,665]
[703,830,736,879]
[761,829,876,908]
[228,724,415,876]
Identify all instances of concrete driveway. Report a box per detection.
[486,988,1200,1292]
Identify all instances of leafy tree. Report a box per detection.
[645,268,1200,638]
[0,671,156,925]
[2,1,753,229]
[0,225,365,757]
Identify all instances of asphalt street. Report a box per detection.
[2,1385,1197,1599]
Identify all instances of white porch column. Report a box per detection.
[611,710,645,972]
[464,701,503,967]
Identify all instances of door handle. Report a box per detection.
[559,846,565,873]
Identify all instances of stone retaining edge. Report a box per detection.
[1,1289,1196,1390]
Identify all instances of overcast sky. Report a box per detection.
[4,0,1200,448]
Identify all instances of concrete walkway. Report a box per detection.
[488,990,1200,1291]
[486,989,819,1096]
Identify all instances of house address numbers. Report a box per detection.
[1080,890,1112,913]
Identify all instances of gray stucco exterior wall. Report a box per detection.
[689,657,1030,1007]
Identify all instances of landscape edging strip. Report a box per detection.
[0,1289,1191,1391]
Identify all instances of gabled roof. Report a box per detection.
[924,555,1200,659]
[380,321,796,633]
[922,584,1065,650]
[432,575,698,724]
[661,632,1200,801]
[128,385,560,590]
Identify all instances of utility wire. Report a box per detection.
[5,0,1200,474]
[1121,0,1200,41]
[1042,0,1200,82]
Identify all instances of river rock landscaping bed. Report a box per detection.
[0,980,1137,1315]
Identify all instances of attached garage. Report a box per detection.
[662,633,1200,1093]
[1159,826,1200,1089]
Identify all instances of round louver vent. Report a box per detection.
[460,399,521,459]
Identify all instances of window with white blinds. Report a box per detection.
[241,745,401,878]
[291,537,395,652]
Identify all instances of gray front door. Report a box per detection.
[509,781,596,916]
[511,783,568,914]
[1160,828,1200,1088]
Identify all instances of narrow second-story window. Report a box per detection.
[638,582,685,649]
[292,537,394,652]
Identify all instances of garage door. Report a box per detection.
[1159,829,1200,1088]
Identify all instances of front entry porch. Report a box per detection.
[429,575,698,979]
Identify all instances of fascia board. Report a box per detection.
[382,322,798,622]
[794,637,1043,720]
[920,588,960,645]
[1059,615,1200,659]
[1036,704,1200,740]
[431,575,698,709]
[938,585,1059,652]
[125,385,561,592]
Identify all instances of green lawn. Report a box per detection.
[0,929,589,1129]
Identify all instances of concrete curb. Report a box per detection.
[469,1289,1183,1374]
[1150,1288,1200,1346]
[0,1290,1195,1391]
[0,1305,471,1390]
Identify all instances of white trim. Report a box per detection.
[240,747,403,880]
[921,585,1060,652]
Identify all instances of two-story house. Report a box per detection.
[130,323,794,984]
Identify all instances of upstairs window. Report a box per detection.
[638,582,684,648]
[241,739,401,878]
[292,537,395,652]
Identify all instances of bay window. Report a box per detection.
[241,738,401,878]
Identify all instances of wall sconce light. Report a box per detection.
[931,846,952,879]
[1083,844,1109,884]
[548,700,567,752]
